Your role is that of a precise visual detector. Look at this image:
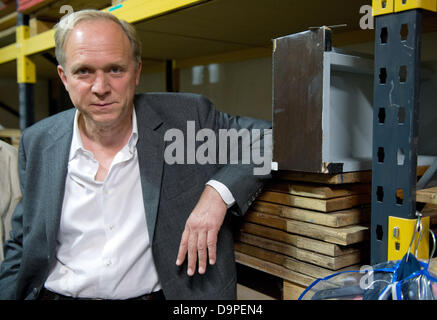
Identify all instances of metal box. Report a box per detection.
[272,27,435,174]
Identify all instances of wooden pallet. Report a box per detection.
[245,211,369,246]
[235,251,316,288]
[235,235,362,272]
[417,187,437,205]
[265,181,371,199]
[240,222,362,257]
[272,166,429,185]
[258,191,370,212]
[235,170,375,299]
[273,170,372,185]
[421,204,437,225]
[252,201,370,228]
[283,280,307,300]
[237,284,276,300]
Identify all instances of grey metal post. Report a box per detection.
[370,10,422,264]
[17,12,35,130]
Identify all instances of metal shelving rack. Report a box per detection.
[0,0,205,130]
[370,0,437,264]
[1,0,437,267]
[0,1,391,132]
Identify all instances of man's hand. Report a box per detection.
[176,185,228,276]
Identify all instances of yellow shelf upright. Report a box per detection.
[16,24,36,84]
[373,0,395,16]
[373,0,437,15]
[394,0,437,12]
[388,216,430,261]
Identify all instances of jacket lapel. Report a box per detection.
[135,99,165,243]
[44,110,75,256]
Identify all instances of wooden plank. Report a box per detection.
[417,187,437,205]
[421,203,437,225]
[286,219,369,246]
[283,280,307,300]
[235,251,316,288]
[273,170,372,185]
[235,233,362,270]
[258,191,370,212]
[252,201,370,227]
[265,181,371,199]
[240,222,361,257]
[245,211,369,246]
[272,165,429,185]
[237,284,276,300]
[235,241,361,278]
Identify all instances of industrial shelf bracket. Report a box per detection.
[373,0,437,16]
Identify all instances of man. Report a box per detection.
[0,9,271,300]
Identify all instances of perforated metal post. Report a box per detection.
[370,9,422,264]
[16,12,35,130]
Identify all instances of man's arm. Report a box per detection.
[176,96,272,276]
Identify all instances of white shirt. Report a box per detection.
[45,108,235,299]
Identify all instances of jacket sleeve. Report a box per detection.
[196,96,272,216]
[0,135,27,299]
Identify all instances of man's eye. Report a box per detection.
[110,67,121,73]
[78,69,88,75]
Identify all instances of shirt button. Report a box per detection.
[109,225,114,231]
[106,260,112,267]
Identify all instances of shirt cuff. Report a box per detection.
[206,180,236,209]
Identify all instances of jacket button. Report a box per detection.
[33,287,39,296]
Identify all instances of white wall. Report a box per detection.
[179,57,272,121]
[137,71,166,93]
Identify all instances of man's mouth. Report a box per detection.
[92,103,114,107]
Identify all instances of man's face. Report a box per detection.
[57,19,141,129]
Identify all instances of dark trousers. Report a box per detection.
[37,288,166,300]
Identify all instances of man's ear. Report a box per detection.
[135,60,142,86]
[57,65,68,91]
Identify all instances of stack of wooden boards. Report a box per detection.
[235,170,372,300]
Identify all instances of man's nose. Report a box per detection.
[91,71,110,96]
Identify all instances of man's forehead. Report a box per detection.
[64,20,130,54]
[67,19,127,46]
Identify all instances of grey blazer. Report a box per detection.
[0,93,272,300]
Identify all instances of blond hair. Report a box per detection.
[54,9,142,67]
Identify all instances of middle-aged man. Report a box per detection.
[0,9,272,300]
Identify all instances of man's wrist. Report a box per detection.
[205,180,236,209]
